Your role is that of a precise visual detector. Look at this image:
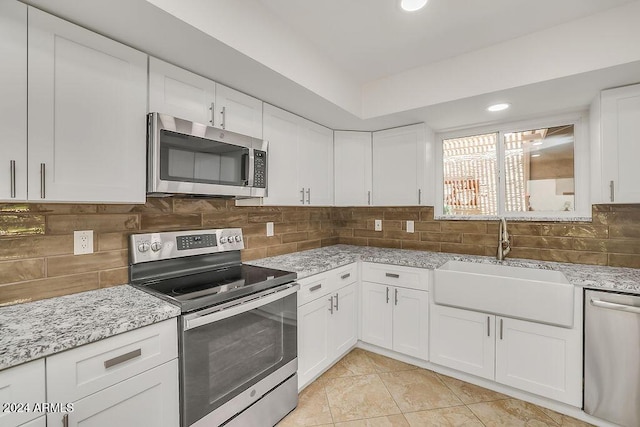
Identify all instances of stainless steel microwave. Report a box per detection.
[147,113,267,198]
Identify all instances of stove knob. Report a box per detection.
[220,236,228,244]
[234,235,242,242]
[138,242,150,253]
[151,242,162,252]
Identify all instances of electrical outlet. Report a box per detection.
[266,222,274,237]
[74,230,93,255]
[374,219,382,231]
[407,220,415,233]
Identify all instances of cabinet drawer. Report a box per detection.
[0,359,45,426]
[47,318,178,402]
[362,263,428,290]
[333,263,358,287]
[298,272,335,306]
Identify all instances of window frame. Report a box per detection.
[435,111,591,221]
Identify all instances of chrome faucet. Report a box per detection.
[497,217,511,261]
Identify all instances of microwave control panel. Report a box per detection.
[254,150,266,188]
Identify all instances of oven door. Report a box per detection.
[180,284,298,427]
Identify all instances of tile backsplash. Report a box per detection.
[0,200,638,305]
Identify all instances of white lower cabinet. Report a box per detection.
[297,264,358,388]
[47,360,179,427]
[0,359,45,427]
[19,416,46,427]
[430,304,581,406]
[361,282,429,360]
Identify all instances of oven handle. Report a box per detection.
[183,283,299,331]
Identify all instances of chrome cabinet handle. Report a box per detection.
[591,298,640,314]
[386,287,390,304]
[487,316,490,337]
[221,106,226,129]
[306,188,311,204]
[367,190,371,205]
[10,160,16,198]
[309,284,322,292]
[334,293,339,311]
[394,288,398,306]
[40,163,46,199]
[610,180,615,202]
[328,296,334,314]
[418,188,422,204]
[104,348,142,369]
[300,188,305,204]
[499,319,504,340]
[385,273,399,278]
[341,273,351,280]
[62,413,69,427]
[209,102,215,125]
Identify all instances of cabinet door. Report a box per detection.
[430,304,495,380]
[215,83,263,138]
[360,282,393,350]
[393,288,429,360]
[48,360,179,427]
[495,317,581,406]
[334,131,372,206]
[332,283,358,358]
[19,416,46,427]
[0,359,45,427]
[299,120,334,206]
[262,104,301,205]
[601,84,640,203]
[0,1,27,201]
[28,7,147,203]
[149,57,216,125]
[298,295,332,388]
[372,124,426,206]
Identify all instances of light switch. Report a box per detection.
[266,222,274,237]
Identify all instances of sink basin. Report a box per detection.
[434,261,574,327]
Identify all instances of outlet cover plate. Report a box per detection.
[74,230,94,255]
[374,219,382,231]
[266,222,274,237]
[407,220,415,233]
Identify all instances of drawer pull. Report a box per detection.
[309,284,322,292]
[63,414,69,427]
[104,348,142,369]
[340,273,351,280]
[385,273,400,278]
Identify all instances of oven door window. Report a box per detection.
[181,292,297,426]
[159,129,250,187]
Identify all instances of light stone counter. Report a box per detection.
[247,244,640,294]
[0,285,180,371]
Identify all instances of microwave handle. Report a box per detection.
[243,151,251,186]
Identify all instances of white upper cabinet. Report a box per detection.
[253,104,333,206]
[0,1,27,202]
[28,7,147,203]
[372,123,431,206]
[149,57,263,138]
[334,131,372,206]
[600,84,640,203]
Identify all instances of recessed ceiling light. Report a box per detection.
[487,103,510,112]
[401,0,428,12]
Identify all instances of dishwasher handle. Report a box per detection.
[590,298,640,314]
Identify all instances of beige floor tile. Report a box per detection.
[277,380,333,427]
[538,407,595,426]
[437,374,509,404]
[379,369,463,412]
[403,406,485,426]
[335,414,410,427]
[364,351,419,373]
[467,398,558,426]
[321,348,378,379]
[325,374,402,422]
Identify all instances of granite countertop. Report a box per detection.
[0,285,180,371]
[247,244,640,294]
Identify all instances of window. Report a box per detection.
[436,114,590,220]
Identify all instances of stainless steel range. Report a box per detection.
[129,228,299,427]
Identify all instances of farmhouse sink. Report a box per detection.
[433,261,574,327]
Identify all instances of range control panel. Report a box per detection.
[130,228,244,264]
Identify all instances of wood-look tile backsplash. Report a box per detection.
[0,200,638,305]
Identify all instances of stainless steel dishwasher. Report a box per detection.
[584,289,640,427]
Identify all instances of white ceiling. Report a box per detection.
[258,0,635,83]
